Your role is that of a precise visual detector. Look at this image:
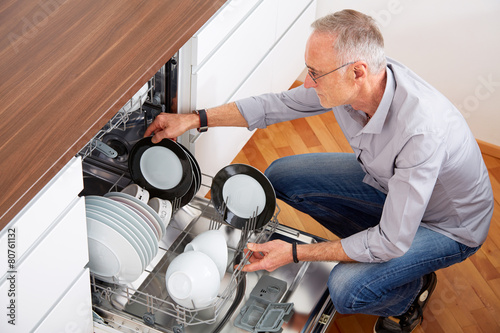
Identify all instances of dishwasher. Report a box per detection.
[79,57,338,333]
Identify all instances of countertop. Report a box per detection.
[0,0,225,228]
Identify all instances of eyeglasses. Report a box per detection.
[307,61,357,84]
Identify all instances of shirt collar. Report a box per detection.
[351,66,395,135]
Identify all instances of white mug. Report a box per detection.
[148,197,173,224]
[121,184,149,203]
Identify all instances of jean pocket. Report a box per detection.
[459,243,481,260]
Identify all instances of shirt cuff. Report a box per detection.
[341,230,377,263]
[235,97,268,131]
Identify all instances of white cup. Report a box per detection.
[165,251,220,309]
[184,229,228,279]
[121,184,149,203]
[148,197,173,224]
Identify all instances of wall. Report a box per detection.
[315,0,500,146]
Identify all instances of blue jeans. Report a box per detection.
[265,153,480,316]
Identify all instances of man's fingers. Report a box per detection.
[241,261,263,272]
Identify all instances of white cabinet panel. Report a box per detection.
[192,0,262,67]
[193,0,278,108]
[33,268,93,333]
[276,0,315,40]
[194,127,256,188]
[270,0,316,92]
[183,0,317,184]
[0,196,88,332]
[0,157,83,275]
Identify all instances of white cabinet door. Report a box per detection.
[192,0,262,67]
[229,0,316,99]
[33,268,93,333]
[0,196,88,333]
[270,0,316,92]
[0,157,83,276]
[276,0,315,40]
[192,0,278,108]
[181,0,317,184]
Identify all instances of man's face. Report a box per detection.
[304,32,356,108]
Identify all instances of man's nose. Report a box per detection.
[304,73,317,88]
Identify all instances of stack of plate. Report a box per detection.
[128,137,201,207]
[211,164,276,230]
[85,193,167,284]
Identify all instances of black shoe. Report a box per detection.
[373,272,437,333]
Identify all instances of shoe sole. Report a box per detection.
[418,272,437,310]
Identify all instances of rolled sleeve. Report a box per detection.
[342,133,447,263]
[235,85,330,131]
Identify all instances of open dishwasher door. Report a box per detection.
[91,197,338,333]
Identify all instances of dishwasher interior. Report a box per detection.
[79,59,338,333]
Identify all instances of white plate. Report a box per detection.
[112,199,160,241]
[86,198,154,265]
[104,192,165,240]
[140,146,183,190]
[86,202,152,266]
[87,217,143,283]
[86,209,146,270]
[85,196,158,262]
[222,174,266,218]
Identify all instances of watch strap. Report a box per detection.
[292,242,299,263]
[195,109,208,132]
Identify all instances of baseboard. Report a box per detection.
[477,139,500,159]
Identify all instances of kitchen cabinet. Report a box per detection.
[33,268,93,333]
[178,0,317,187]
[0,157,91,332]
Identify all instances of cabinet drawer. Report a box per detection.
[276,0,315,40]
[270,0,316,92]
[0,156,83,274]
[0,196,88,332]
[229,0,315,98]
[192,0,278,108]
[33,268,93,333]
[192,0,262,67]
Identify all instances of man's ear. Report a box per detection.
[353,62,368,80]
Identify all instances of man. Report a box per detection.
[145,9,493,333]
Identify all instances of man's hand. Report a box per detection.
[241,240,294,272]
[144,113,199,143]
[240,239,353,273]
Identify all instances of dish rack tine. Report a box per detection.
[209,218,222,230]
[172,197,182,212]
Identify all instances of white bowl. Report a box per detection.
[165,251,220,309]
[184,230,228,279]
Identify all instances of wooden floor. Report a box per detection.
[230,89,500,332]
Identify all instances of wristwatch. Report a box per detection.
[193,109,208,132]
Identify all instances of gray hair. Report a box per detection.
[312,9,386,74]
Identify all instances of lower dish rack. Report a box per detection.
[91,196,280,331]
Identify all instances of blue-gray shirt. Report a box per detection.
[235,58,493,263]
